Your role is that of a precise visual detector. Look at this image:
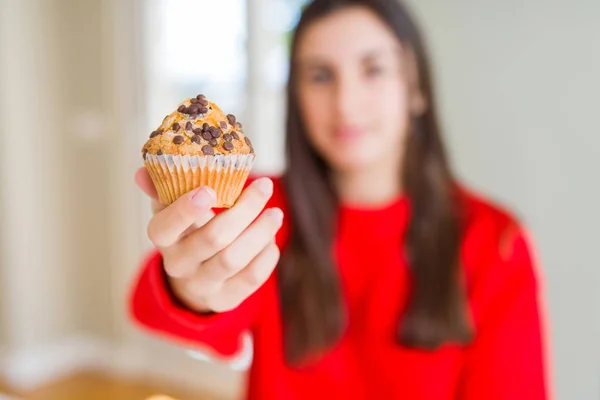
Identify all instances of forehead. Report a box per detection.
[297,6,401,62]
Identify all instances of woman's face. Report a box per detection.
[296,6,417,172]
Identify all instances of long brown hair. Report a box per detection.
[279,0,473,366]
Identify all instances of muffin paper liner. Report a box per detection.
[144,153,255,208]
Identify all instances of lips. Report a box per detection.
[334,126,366,141]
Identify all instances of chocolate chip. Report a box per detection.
[210,127,221,138]
[197,94,206,100]
[237,122,243,129]
[192,128,202,135]
[219,121,228,130]
[190,113,198,119]
[202,131,212,140]
[142,149,148,159]
[231,131,239,140]
[188,105,199,114]
[223,141,234,151]
[173,135,185,144]
[177,105,185,112]
[149,129,163,138]
[227,114,236,125]
[223,133,232,141]
[201,145,214,155]
[199,107,209,114]
[190,98,198,104]
[172,122,180,132]
[185,121,192,131]
[157,149,163,156]
[191,135,202,144]
[245,136,254,153]
[198,98,208,106]
[209,138,218,147]
[202,123,209,131]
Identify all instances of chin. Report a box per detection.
[324,150,380,172]
[311,136,391,172]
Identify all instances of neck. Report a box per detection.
[332,159,403,207]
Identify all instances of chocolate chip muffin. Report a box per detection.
[142,94,255,207]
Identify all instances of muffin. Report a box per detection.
[142,94,255,208]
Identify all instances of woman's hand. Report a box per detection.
[135,168,283,313]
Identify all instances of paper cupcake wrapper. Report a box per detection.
[145,153,255,208]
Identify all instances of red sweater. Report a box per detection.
[129,177,549,400]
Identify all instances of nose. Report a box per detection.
[334,72,364,123]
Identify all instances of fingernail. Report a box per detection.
[267,208,283,223]
[191,187,216,208]
[255,178,273,197]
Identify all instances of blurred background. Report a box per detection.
[0,0,598,399]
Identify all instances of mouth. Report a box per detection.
[333,126,366,142]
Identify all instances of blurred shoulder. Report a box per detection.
[457,186,542,328]
[459,186,521,239]
[458,184,533,273]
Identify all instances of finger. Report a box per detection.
[135,167,165,214]
[135,167,159,201]
[180,208,216,238]
[207,242,280,313]
[147,186,217,248]
[190,178,274,261]
[164,191,278,281]
[198,208,283,284]
[162,205,222,278]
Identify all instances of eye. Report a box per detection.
[310,69,332,83]
[366,65,384,77]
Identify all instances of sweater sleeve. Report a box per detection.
[458,226,550,400]
[128,250,265,360]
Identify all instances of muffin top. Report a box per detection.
[142,94,254,159]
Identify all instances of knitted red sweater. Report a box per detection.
[129,177,549,400]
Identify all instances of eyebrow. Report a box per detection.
[361,48,392,61]
[297,47,399,68]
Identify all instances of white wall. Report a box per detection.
[0,0,71,353]
[0,1,242,397]
[406,1,600,399]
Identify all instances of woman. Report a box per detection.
[130,0,549,399]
